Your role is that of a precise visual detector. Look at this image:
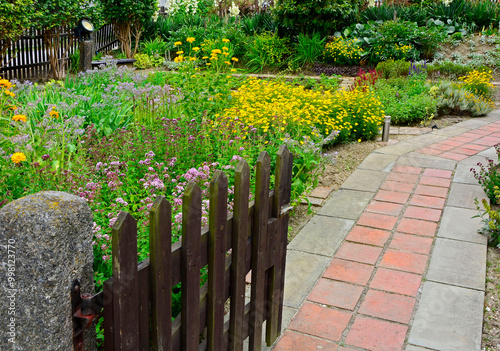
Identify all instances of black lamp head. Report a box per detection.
[74,19,95,42]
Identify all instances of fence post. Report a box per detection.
[0,191,96,351]
[79,39,93,72]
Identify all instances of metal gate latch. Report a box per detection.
[72,279,104,351]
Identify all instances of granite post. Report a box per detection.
[79,40,93,72]
[0,191,96,351]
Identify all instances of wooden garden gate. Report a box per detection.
[89,146,293,350]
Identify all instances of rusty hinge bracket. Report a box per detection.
[72,279,104,351]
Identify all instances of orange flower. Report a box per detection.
[12,114,27,122]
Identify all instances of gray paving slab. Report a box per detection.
[340,169,387,192]
[282,250,331,309]
[457,155,491,166]
[477,146,498,159]
[453,163,481,184]
[405,345,438,351]
[317,189,373,220]
[358,153,398,171]
[446,183,487,209]
[375,141,425,155]
[426,238,486,290]
[453,119,490,128]
[438,206,487,244]
[410,133,448,145]
[396,154,456,170]
[408,281,484,351]
[287,216,354,256]
[429,126,470,137]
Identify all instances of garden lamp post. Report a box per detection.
[74,19,95,72]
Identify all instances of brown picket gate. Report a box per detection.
[96,146,293,350]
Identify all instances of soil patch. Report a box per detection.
[484,246,500,351]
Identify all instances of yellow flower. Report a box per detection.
[174,41,182,46]
[231,69,236,72]
[174,56,184,63]
[223,47,229,51]
[222,52,229,56]
[176,50,184,55]
[211,49,222,54]
[49,107,59,118]
[189,57,196,61]
[11,152,26,164]
[186,37,195,43]
[231,57,238,62]
[225,61,231,65]
[0,79,12,89]
[9,105,17,110]
[222,38,230,43]
[202,56,209,59]
[12,114,27,122]
[206,63,212,66]
[4,90,15,97]
[193,47,200,52]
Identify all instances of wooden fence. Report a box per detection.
[0,24,118,81]
[99,146,293,350]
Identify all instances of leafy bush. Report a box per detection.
[273,0,363,35]
[360,4,428,26]
[472,146,500,204]
[426,60,477,79]
[476,187,500,247]
[141,37,169,56]
[430,81,495,116]
[376,59,410,79]
[240,12,278,36]
[134,53,165,69]
[376,76,437,125]
[243,32,291,72]
[458,69,495,98]
[323,37,365,65]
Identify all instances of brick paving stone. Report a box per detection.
[418,176,451,188]
[422,169,453,178]
[309,187,333,199]
[308,279,364,310]
[337,347,358,351]
[439,140,464,147]
[439,151,469,161]
[323,258,374,285]
[452,147,481,156]
[335,242,383,265]
[379,249,428,274]
[409,194,446,209]
[460,143,489,151]
[468,129,491,135]
[357,212,399,230]
[358,289,416,324]
[373,190,410,205]
[370,268,422,296]
[365,200,404,216]
[344,316,408,351]
[403,206,442,222]
[448,136,476,143]
[303,197,323,206]
[472,138,499,146]
[274,331,339,351]
[386,172,420,183]
[392,165,422,174]
[459,132,481,139]
[346,225,391,247]
[389,233,433,255]
[397,218,438,236]
[481,136,500,142]
[288,302,352,342]
[414,184,448,198]
[416,147,443,156]
[381,180,415,193]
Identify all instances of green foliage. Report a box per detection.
[360,4,428,26]
[472,148,500,204]
[291,32,326,68]
[476,190,500,247]
[430,81,495,116]
[133,53,165,68]
[243,32,291,72]
[100,0,158,58]
[141,37,169,56]
[375,75,437,125]
[376,59,410,79]
[273,0,363,35]
[34,0,97,30]
[426,60,477,79]
[0,0,36,68]
[344,20,446,63]
[240,12,278,36]
[69,51,80,74]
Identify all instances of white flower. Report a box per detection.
[229,1,240,17]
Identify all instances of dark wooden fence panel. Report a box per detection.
[101,147,293,350]
[0,24,118,81]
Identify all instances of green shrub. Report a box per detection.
[376,76,437,125]
[141,37,169,56]
[426,60,475,79]
[273,0,363,35]
[430,81,495,116]
[243,32,291,72]
[376,59,410,79]
[133,53,164,69]
[472,146,500,204]
[360,4,428,26]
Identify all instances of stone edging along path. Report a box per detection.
[262,112,500,351]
